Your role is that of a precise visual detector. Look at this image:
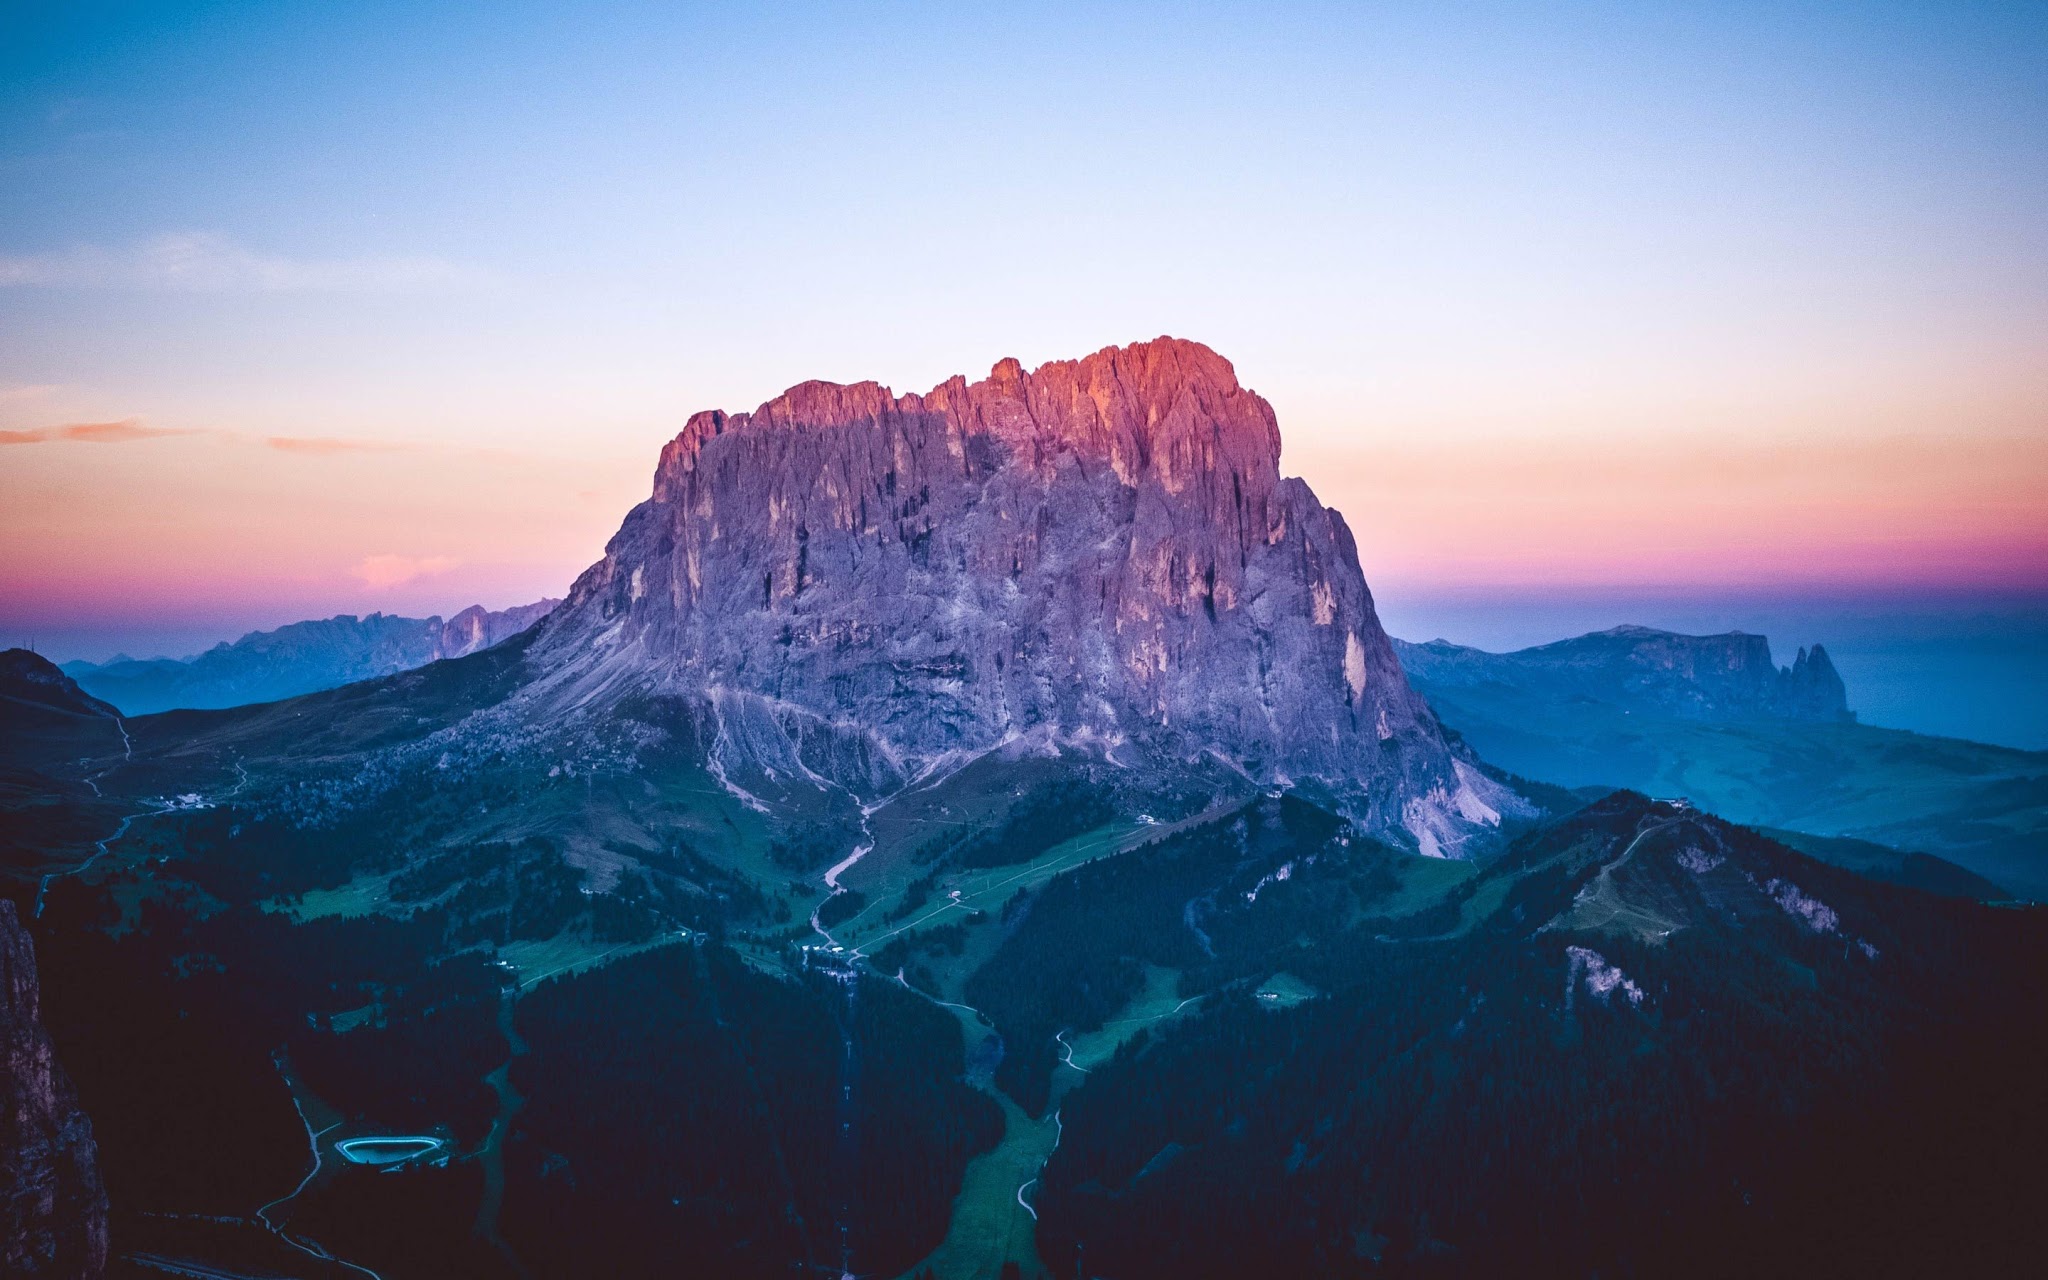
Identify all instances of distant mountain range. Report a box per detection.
[60,601,557,715]
[1394,625,2047,899]
[1394,625,1852,723]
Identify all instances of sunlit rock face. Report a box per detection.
[531,337,1508,851]
[1,900,108,1280]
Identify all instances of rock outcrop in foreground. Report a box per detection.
[1,900,109,1279]
[530,337,1509,853]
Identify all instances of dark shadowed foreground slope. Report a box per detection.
[1034,793,2048,1279]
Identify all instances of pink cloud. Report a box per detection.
[0,418,196,444]
[61,418,198,443]
[352,554,460,590]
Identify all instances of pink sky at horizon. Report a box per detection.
[4,348,2044,664]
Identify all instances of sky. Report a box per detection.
[2,2,2045,741]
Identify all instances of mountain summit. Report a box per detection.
[526,337,1510,853]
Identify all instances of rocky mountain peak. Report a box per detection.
[1781,643,1850,722]
[532,338,1513,854]
[657,337,1277,499]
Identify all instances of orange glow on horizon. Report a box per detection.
[3,409,2043,651]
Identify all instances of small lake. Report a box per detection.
[335,1136,447,1166]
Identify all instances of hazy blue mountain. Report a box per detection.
[1395,625,1851,722]
[60,600,557,715]
[1395,627,2047,899]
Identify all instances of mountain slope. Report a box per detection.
[62,600,557,715]
[1031,792,2048,1278]
[1,651,118,722]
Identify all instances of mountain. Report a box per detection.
[0,653,128,892]
[519,337,1512,854]
[1,651,118,721]
[4,341,2043,1279]
[1,900,109,1279]
[1395,627,2048,899]
[62,601,558,715]
[1394,625,1852,723]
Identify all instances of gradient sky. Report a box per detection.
[4,2,2046,723]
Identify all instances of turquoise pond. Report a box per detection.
[335,1136,447,1166]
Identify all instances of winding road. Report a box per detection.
[34,802,166,919]
[36,746,249,919]
[1014,1109,1064,1223]
[256,1056,385,1280]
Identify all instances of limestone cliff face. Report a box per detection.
[531,337,1507,852]
[1,900,109,1279]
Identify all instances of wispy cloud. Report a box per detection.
[0,417,198,445]
[63,419,199,443]
[0,232,488,293]
[266,435,410,456]
[352,554,460,590]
